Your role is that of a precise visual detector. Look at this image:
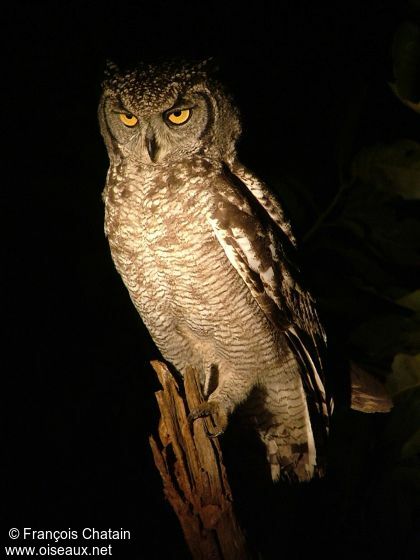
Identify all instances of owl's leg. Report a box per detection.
[189,364,257,437]
[188,400,229,437]
[255,346,318,482]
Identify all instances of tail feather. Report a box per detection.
[248,338,323,482]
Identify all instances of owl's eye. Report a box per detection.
[119,113,138,127]
[166,108,191,125]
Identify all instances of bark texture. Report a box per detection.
[149,360,251,560]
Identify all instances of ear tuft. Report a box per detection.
[104,60,120,78]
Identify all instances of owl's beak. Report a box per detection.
[145,127,159,163]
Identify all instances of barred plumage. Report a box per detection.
[99,59,332,481]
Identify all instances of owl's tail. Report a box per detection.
[250,339,325,482]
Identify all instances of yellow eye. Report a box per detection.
[167,108,191,125]
[119,113,138,127]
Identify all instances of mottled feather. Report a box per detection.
[98,59,333,482]
[208,167,331,437]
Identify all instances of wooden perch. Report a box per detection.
[149,360,251,560]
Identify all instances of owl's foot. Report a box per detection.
[188,401,228,438]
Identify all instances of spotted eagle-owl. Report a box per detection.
[98,59,332,481]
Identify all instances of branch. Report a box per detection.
[149,360,251,560]
[302,179,353,243]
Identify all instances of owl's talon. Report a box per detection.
[207,427,225,438]
[188,401,228,437]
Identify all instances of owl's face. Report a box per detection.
[98,60,241,167]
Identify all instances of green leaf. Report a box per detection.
[349,314,420,363]
[389,82,420,114]
[387,353,420,397]
[382,387,420,458]
[397,290,420,312]
[370,230,420,269]
[392,21,420,102]
[401,428,420,459]
[351,140,420,200]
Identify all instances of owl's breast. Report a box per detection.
[104,169,219,314]
[103,166,275,373]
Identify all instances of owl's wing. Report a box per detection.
[208,167,331,427]
[231,161,297,246]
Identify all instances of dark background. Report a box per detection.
[3,2,419,559]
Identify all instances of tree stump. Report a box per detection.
[149,360,251,560]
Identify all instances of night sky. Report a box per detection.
[3,2,418,559]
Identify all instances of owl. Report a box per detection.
[98,59,332,482]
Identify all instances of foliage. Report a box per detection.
[391,20,420,111]
[269,47,420,553]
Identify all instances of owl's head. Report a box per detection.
[98,59,241,167]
